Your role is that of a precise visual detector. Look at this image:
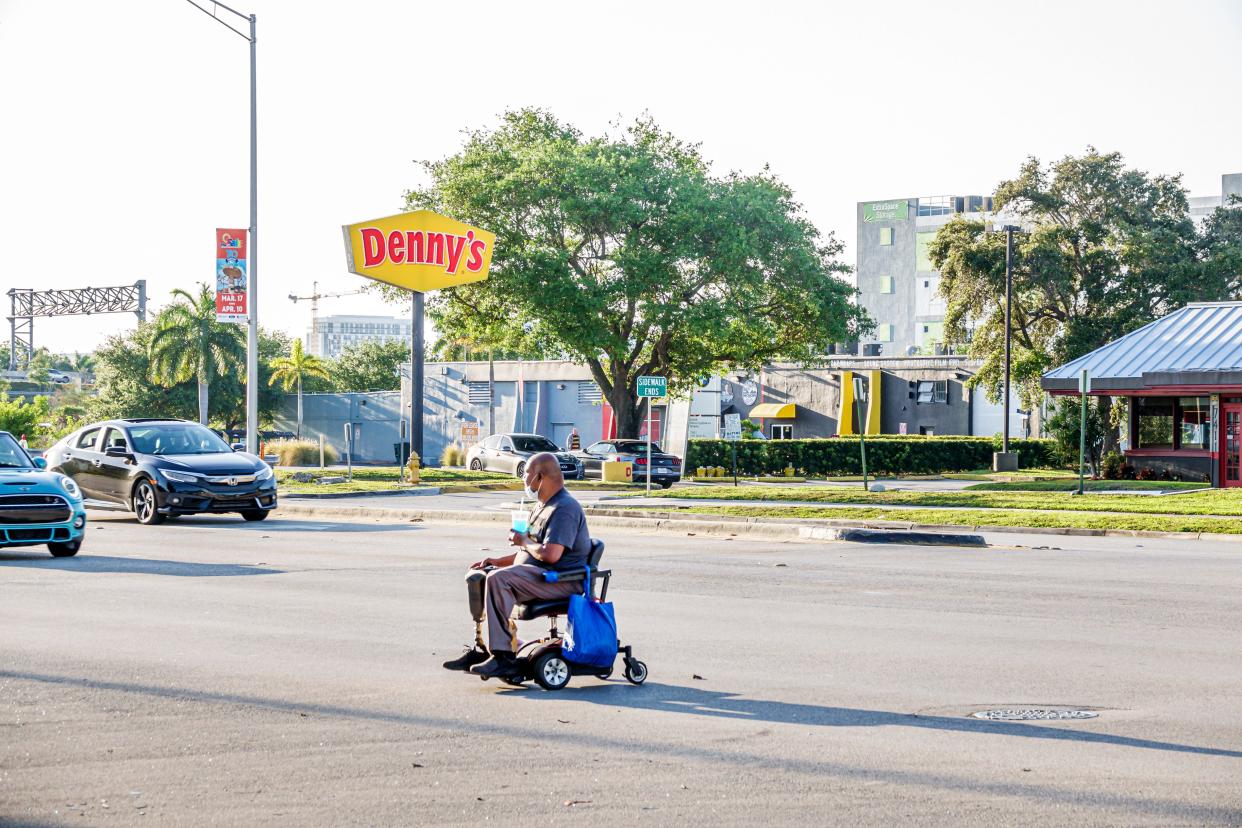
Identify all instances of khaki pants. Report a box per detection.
[470,564,579,654]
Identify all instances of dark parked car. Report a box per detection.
[44,419,278,525]
[465,433,584,479]
[574,440,682,487]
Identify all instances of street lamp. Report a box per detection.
[994,224,1022,472]
[183,0,260,454]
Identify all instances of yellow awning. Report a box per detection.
[749,402,796,418]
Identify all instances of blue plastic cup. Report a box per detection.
[511,510,529,534]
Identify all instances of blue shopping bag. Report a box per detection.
[562,570,617,669]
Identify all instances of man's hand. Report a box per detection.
[469,557,495,570]
[508,530,529,548]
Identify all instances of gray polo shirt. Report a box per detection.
[519,487,592,572]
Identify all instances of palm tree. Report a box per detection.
[149,284,245,425]
[72,352,96,385]
[268,338,330,438]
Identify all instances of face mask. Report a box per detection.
[523,476,540,501]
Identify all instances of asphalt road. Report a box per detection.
[2,511,1241,825]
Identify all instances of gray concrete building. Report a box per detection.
[1189,172,1242,219]
[855,194,993,358]
[276,356,1035,466]
[307,314,412,359]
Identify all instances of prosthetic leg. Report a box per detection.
[441,569,490,671]
[465,568,488,652]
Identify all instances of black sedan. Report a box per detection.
[575,439,682,487]
[44,418,278,524]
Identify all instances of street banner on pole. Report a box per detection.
[215,228,248,323]
[341,210,496,291]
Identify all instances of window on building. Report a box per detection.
[577,382,602,404]
[917,196,954,217]
[878,275,894,294]
[916,381,933,404]
[934,380,948,403]
[878,227,893,246]
[1179,397,1210,450]
[1135,397,1175,449]
[876,324,894,342]
[915,231,936,270]
[771,424,792,440]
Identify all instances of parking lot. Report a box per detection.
[2,511,1241,825]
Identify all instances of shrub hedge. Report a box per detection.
[267,438,338,467]
[685,436,1058,476]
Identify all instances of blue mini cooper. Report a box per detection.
[0,430,86,557]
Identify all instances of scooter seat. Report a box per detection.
[514,599,569,621]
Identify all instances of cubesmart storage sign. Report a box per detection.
[863,200,909,222]
[342,209,496,292]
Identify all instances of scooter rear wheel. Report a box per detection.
[533,651,571,690]
[624,659,648,685]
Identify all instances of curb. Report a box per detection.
[837,528,986,547]
[581,506,1242,543]
[264,502,1242,545]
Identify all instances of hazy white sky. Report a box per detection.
[1,0,1238,356]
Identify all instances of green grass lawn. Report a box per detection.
[642,483,1242,517]
[965,480,1208,493]
[275,466,644,495]
[276,466,512,494]
[606,503,1242,535]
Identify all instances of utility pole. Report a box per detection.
[993,224,1021,472]
[182,0,260,453]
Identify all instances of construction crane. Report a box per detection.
[289,281,366,354]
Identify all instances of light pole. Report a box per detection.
[993,224,1021,472]
[184,1,260,454]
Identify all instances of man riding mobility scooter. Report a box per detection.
[463,539,647,690]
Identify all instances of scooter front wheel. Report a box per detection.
[624,659,648,685]
[533,651,571,691]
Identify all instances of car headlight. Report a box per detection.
[255,465,273,481]
[162,469,201,484]
[59,476,81,499]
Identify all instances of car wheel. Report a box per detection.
[515,461,526,478]
[470,458,483,471]
[241,510,270,522]
[48,538,81,557]
[132,479,165,525]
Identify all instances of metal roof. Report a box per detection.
[1042,302,1242,392]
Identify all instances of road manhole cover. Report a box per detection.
[970,708,1099,721]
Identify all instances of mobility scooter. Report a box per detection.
[464,539,647,690]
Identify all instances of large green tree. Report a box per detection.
[149,285,246,425]
[329,339,410,392]
[930,149,1234,426]
[269,338,331,437]
[92,317,285,428]
[388,109,865,438]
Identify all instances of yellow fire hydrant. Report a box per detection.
[406,451,421,484]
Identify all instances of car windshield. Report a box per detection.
[512,436,560,453]
[0,433,34,468]
[615,441,662,454]
[128,423,233,456]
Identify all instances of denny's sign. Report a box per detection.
[342,210,495,292]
